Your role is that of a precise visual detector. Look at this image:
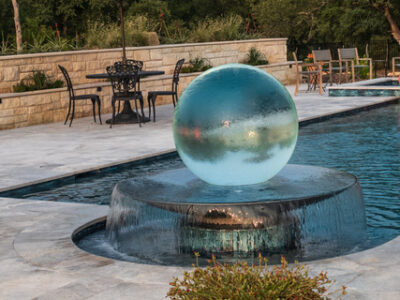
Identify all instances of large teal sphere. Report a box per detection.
[173,64,298,186]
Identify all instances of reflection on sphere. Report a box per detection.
[173,64,298,186]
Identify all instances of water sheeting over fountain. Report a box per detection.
[106,165,366,265]
[101,65,366,265]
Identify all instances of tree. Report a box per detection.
[11,0,22,52]
[317,0,386,45]
[253,0,326,43]
[371,0,400,44]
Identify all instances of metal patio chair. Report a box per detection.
[338,48,372,82]
[106,64,144,128]
[292,52,323,96]
[114,60,144,112]
[147,59,185,122]
[312,49,343,85]
[58,65,102,127]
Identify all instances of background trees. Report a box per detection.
[0,0,399,56]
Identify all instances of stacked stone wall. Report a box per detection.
[0,38,296,130]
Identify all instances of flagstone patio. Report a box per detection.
[0,86,398,299]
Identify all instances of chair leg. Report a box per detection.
[69,101,75,127]
[91,99,96,123]
[111,99,115,128]
[294,76,299,96]
[133,100,141,127]
[147,94,152,120]
[152,95,157,122]
[64,99,72,125]
[172,93,177,107]
[97,98,102,125]
[139,94,145,120]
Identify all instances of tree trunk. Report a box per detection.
[384,4,400,45]
[11,0,23,53]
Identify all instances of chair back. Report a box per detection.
[114,60,143,72]
[129,59,144,71]
[114,60,143,90]
[312,49,332,63]
[338,48,359,64]
[172,59,185,93]
[58,65,75,100]
[106,65,139,95]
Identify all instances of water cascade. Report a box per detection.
[105,64,366,265]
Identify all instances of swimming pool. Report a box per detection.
[328,78,400,97]
[2,103,399,253]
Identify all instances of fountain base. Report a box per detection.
[105,164,366,264]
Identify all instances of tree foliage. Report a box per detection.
[1,0,399,53]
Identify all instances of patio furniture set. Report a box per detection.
[293,47,374,96]
[58,59,185,127]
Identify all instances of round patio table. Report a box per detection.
[86,70,164,124]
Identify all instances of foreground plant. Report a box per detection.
[167,253,346,300]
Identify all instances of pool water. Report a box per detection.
[16,103,400,250]
[365,79,399,86]
[290,104,399,248]
[329,78,400,96]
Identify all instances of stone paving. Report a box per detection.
[0,85,399,299]
[0,85,397,191]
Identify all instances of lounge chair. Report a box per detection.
[292,52,323,96]
[312,49,343,85]
[338,48,372,82]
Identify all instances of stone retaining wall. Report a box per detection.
[0,38,296,130]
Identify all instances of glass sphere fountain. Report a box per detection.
[105,64,366,265]
[173,64,298,185]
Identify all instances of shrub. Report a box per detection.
[159,19,191,45]
[23,23,75,54]
[44,33,75,52]
[181,57,213,73]
[85,16,157,49]
[189,15,244,43]
[0,33,16,55]
[356,56,371,79]
[243,47,269,66]
[13,70,64,92]
[167,254,346,300]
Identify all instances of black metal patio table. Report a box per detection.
[86,70,164,124]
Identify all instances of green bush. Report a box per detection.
[356,57,371,79]
[180,57,212,73]
[189,15,244,43]
[243,47,269,66]
[0,33,15,55]
[13,70,64,92]
[23,22,76,54]
[44,33,75,52]
[85,16,156,49]
[167,254,346,300]
[159,19,191,45]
